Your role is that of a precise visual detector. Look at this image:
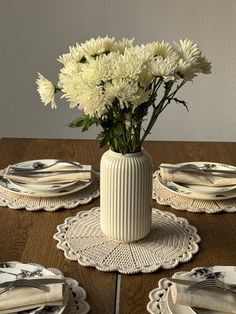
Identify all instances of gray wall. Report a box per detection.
[0,0,235,141]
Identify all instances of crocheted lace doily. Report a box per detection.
[147,277,172,314]
[0,173,99,211]
[42,270,90,314]
[153,171,236,213]
[57,277,89,314]
[53,207,200,274]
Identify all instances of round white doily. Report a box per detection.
[38,273,90,314]
[153,171,236,213]
[57,277,90,314]
[53,207,201,274]
[0,174,99,211]
[147,277,172,314]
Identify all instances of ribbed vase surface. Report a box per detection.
[100,149,153,242]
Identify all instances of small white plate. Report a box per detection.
[167,266,236,314]
[0,261,67,314]
[0,159,93,197]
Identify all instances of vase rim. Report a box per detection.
[108,148,144,157]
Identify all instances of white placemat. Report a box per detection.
[56,276,90,314]
[53,207,200,274]
[147,277,171,314]
[39,273,90,314]
[153,171,236,213]
[0,172,99,211]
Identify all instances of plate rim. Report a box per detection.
[0,159,93,198]
[158,162,236,201]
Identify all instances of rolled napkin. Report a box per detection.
[0,276,65,314]
[3,165,92,185]
[171,281,236,313]
[160,163,236,187]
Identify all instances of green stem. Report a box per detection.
[160,79,187,113]
[141,81,173,143]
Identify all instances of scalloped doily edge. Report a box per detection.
[53,207,201,274]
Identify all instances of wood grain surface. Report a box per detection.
[0,138,236,314]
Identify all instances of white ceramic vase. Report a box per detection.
[100,149,153,242]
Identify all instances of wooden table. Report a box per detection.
[0,138,236,314]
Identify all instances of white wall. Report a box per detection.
[0,0,235,141]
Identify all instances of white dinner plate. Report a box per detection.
[0,261,67,314]
[0,159,93,197]
[158,161,236,200]
[167,162,236,193]
[167,266,236,314]
[9,178,77,193]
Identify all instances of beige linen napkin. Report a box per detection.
[4,165,92,185]
[171,282,236,313]
[0,276,65,314]
[160,163,236,187]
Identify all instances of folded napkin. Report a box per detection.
[4,165,92,185]
[160,163,236,187]
[171,281,236,313]
[0,276,65,314]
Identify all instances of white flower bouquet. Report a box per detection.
[36,36,211,154]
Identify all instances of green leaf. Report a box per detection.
[172,97,189,111]
[68,115,100,131]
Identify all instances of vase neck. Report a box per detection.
[108,149,144,158]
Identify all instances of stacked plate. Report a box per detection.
[0,261,67,314]
[148,266,236,314]
[0,159,94,198]
[0,261,90,314]
[158,162,236,201]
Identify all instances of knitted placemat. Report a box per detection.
[57,276,90,314]
[147,277,172,314]
[0,174,99,211]
[41,272,90,314]
[153,171,236,213]
[53,207,200,274]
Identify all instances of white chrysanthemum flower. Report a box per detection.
[151,56,177,80]
[60,61,81,76]
[60,74,83,108]
[60,72,110,116]
[58,43,84,65]
[138,67,154,88]
[178,56,211,80]
[114,46,151,81]
[146,41,178,61]
[113,38,134,53]
[81,36,116,57]
[36,73,57,108]
[58,61,82,90]
[106,79,139,108]
[77,83,110,117]
[173,39,209,80]
[174,39,201,63]
[131,88,151,107]
[81,54,115,84]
